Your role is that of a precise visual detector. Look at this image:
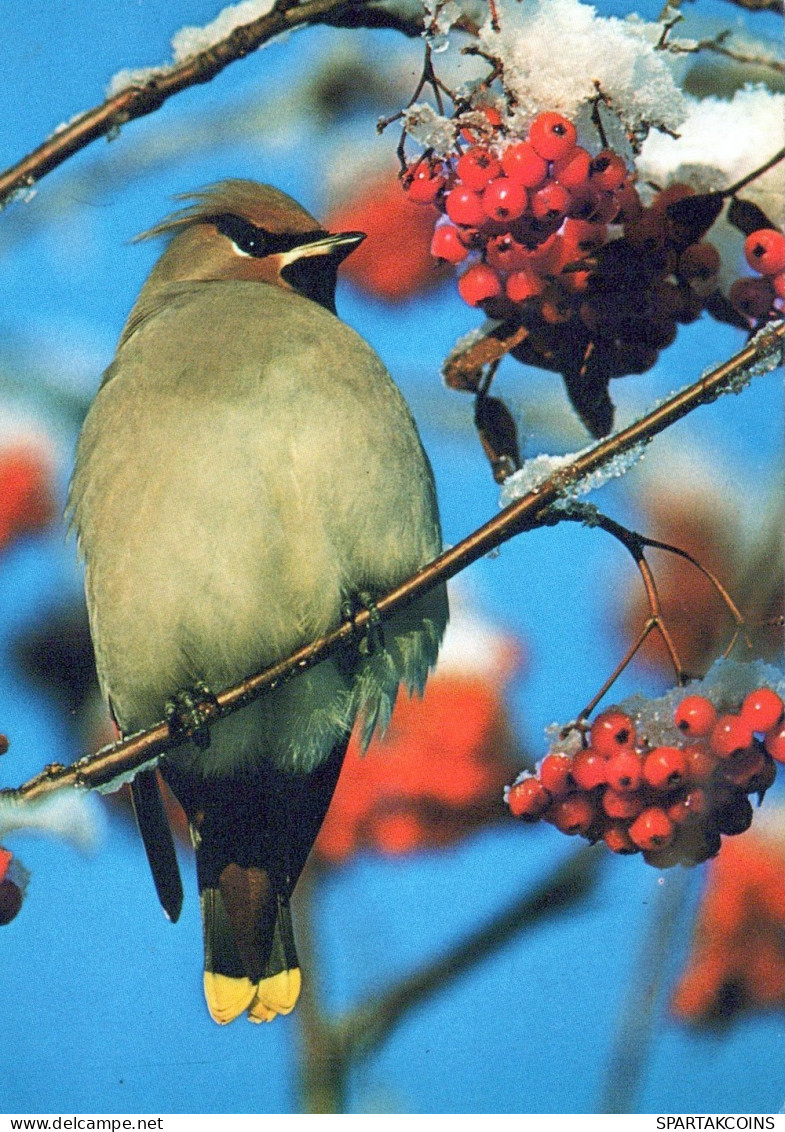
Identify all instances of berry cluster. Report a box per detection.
[729,227,785,324]
[0,845,23,926]
[506,686,785,868]
[402,109,740,407]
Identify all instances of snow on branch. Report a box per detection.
[2,320,782,808]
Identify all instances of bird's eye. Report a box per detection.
[212,214,269,258]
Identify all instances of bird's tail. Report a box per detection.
[164,735,347,1025]
[200,869,301,1024]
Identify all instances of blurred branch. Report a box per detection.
[0,0,425,210]
[297,846,603,1111]
[336,846,602,1060]
[667,30,784,75]
[719,0,783,12]
[600,868,693,1113]
[1,321,782,804]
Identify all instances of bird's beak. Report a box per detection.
[278,230,366,268]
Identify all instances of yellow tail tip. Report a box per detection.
[247,967,302,1024]
[203,972,257,1025]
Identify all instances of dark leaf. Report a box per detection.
[703,289,751,331]
[562,362,614,438]
[727,196,778,237]
[475,394,522,483]
[667,193,724,249]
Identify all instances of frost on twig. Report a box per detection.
[499,440,648,507]
[108,0,278,95]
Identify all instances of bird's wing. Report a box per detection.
[130,768,184,923]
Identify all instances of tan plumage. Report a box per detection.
[69,180,447,1024]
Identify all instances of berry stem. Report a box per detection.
[725,147,785,197]
[635,534,752,655]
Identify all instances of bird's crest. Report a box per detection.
[134,179,321,243]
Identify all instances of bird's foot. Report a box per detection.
[341,592,385,657]
[165,681,219,750]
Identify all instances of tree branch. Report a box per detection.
[0,0,423,210]
[1,321,782,804]
[333,845,602,1066]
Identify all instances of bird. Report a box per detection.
[68,179,448,1025]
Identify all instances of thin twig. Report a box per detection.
[0,0,400,209]
[725,147,785,197]
[2,322,783,804]
[555,505,755,719]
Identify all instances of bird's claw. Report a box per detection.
[165,681,219,750]
[341,593,385,656]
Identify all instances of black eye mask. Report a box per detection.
[209,213,328,259]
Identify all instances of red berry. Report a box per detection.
[674,695,717,738]
[721,745,766,789]
[602,787,645,820]
[539,752,574,795]
[651,183,695,213]
[539,285,573,325]
[589,150,628,192]
[561,218,607,258]
[667,787,707,824]
[764,721,785,763]
[605,750,644,793]
[456,147,502,191]
[773,271,785,300]
[744,229,785,276]
[0,878,22,923]
[457,264,502,307]
[482,177,528,222]
[740,687,784,733]
[571,748,607,790]
[553,146,591,190]
[562,268,590,294]
[507,777,551,819]
[614,182,643,223]
[644,746,688,791]
[527,112,577,161]
[714,791,753,836]
[629,807,675,851]
[523,231,563,274]
[683,743,717,783]
[460,105,503,144]
[729,277,775,321]
[0,878,22,926]
[603,823,638,854]
[710,713,755,759]
[486,233,531,273]
[501,141,548,188]
[404,160,445,204]
[0,734,8,756]
[445,187,487,228]
[590,710,636,757]
[531,181,571,222]
[749,753,777,795]
[547,794,595,836]
[506,270,544,303]
[678,242,721,289]
[625,208,668,252]
[430,224,469,264]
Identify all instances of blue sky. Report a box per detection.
[0,0,783,1115]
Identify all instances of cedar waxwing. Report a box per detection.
[68,180,448,1025]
